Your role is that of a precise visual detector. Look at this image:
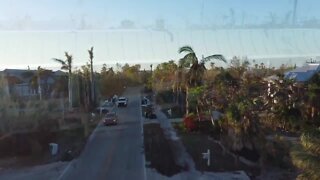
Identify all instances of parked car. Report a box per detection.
[103,112,118,126]
[96,101,115,114]
[117,97,128,107]
[142,104,157,119]
[141,97,151,107]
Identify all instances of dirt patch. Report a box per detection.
[176,130,260,177]
[161,106,184,119]
[0,123,97,170]
[143,123,184,177]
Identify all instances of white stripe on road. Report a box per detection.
[139,94,147,180]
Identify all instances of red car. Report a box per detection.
[103,112,118,126]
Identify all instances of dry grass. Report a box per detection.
[0,99,71,133]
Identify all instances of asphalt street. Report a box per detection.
[60,87,146,180]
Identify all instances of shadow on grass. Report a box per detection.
[161,106,184,119]
[175,127,261,177]
[143,123,184,177]
[0,123,97,168]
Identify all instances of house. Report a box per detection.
[284,63,320,83]
[0,71,10,99]
[0,69,66,99]
[263,62,320,107]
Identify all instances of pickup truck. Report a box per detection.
[117,97,128,107]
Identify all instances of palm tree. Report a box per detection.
[53,52,73,109]
[88,46,95,107]
[79,64,91,110]
[178,45,226,114]
[25,67,52,100]
[35,66,52,100]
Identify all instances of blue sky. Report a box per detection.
[0,0,319,70]
[1,0,319,29]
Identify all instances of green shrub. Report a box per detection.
[173,122,186,132]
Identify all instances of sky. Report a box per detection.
[1,0,319,29]
[0,0,320,70]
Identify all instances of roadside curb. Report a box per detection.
[139,94,148,180]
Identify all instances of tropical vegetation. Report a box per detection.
[1,43,320,178]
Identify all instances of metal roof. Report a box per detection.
[284,63,320,82]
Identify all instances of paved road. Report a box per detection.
[60,87,146,180]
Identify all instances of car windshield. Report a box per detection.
[1,0,320,180]
[105,113,116,118]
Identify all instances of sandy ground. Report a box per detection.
[143,104,250,180]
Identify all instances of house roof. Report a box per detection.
[1,69,64,85]
[3,69,35,83]
[264,75,279,82]
[284,63,320,82]
[53,70,67,76]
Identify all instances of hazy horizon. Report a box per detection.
[1,0,320,70]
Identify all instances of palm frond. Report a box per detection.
[64,52,70,58]
[179,53,197,68]
[88,46,94,60]
[64,52,73,68]
[61,65,69,71]
[202,54,227,64]
[183,53,197,63]
[178,46,194,54]
[52,58,66,66]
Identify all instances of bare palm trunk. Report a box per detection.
[53,52,73,108]
[311,106,315,119]
[90,69,95,106]
[68,73,72,109]
[186,86,189,115]
[176,85,180,105]
[88,47,95,107]
[196,105,201,121]
[37,75,42,101]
